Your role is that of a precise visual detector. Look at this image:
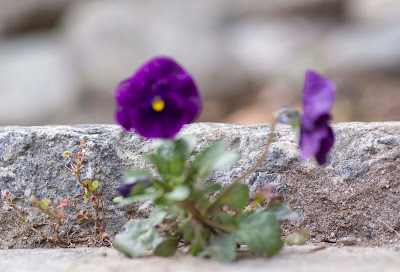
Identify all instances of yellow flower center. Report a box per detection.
[152,96,165,112]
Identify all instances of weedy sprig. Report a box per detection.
[64,141,109,243]
[3,190,70,248]
[2,141,111,248]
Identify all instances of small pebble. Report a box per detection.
[338,236,357,246]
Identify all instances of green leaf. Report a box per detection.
[154,238,179,257]
[124,169,152,179]
[145,136,196,182]
[113,209,167,258]
[201,183,222,196]
[232,212,283,257]
[284,229,308,246]
[40,198,51,208]
[219,183,249,210]
[119,192,159,206]
[83,187,90,200]
[200,235,237,262]
[145,154,168,176]
[176,135,196,156]
[113,196,123,204]
[90,180,99,191]
[213,212,238,227]
[118,186,160,206]
[62,151,69,158]
[191,240,203,256]
[192,141,240,180]
[148,207,168,226]
[163,204,185,218]
[113,220,163,258]
[171,135,196,163]
[179,218,195,243]
[262,200,298,220]
[189,223,209,256]
[165,185,190,201]
[127,182,151,197]
[154,139,175,158]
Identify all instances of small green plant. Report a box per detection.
[113,132,302,261]
[3,190,70,248]
[112,57,334,261]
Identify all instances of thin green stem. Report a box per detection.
[205,123,276,214]
[74,155,106,234]
[178,200,235,233]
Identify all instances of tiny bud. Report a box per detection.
[275,107,301,126]
[77,152,83,157]
[29,195,40,207]
[80,140,86,147]
[62,151,69,158]
[5,190,9,197]
[90,196,96,202]
[59,199,69,207]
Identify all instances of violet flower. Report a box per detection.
[114,56,202,139]
[299,70,335,165]
[117,178,152,198]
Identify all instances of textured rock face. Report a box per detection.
[0,122,399,249]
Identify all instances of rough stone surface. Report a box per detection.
[0,122,399,249]
[2,246,400,272]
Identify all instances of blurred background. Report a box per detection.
[0,0,399,126]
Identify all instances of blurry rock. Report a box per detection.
[216,0,343,18]
[226,19,329,80]
[346,0,400,24]
[0,0,73,35]
[322,24,400,73]
[226,80,301,124]
[337,236,357,246]
[339,74,400,122]
[0,33,79,125]
[61,0,251,100]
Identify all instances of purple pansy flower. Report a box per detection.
[114,56,202,139]
[117,178,151,198]
[299,70,335,165]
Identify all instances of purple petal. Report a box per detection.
[303,70,335,122]
[132,56,186,96]
[117,183,136,198]
[299,123,330,160]
[315,125,334,165]
[117,178,152,198]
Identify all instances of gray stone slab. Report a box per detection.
[0,122,399,248]
[1,245,400,272]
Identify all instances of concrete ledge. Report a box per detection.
[1,246,400,272]
[0,122,399,248]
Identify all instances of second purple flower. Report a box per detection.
[299,70,335,165]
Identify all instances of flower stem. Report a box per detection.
[73,156,106,234]
[205,123,276,214]
[178,200,235,233]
